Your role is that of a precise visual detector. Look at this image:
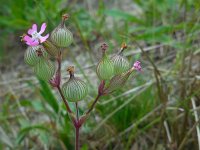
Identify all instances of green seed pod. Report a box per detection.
[62,66,88,102]
[96,43,114,80]
[24,45,48,66]
[111,43,130,75]
[50,14,73,47]
[111,54,130,75]
[34,59,55,81]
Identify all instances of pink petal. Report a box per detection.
[27,24,37,35]
[30,40,39,46]
[23,35,33,43]
[39,34,49,43]
[39,23,47,34]
[23,35,39,46]
[32,24,37,32]
[25,41,32,46]
[28,29,34,35]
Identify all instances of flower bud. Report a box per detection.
[104,68,133,94]
[62,66,88,102]
[24,45,48,66]
[96,43,114,80]
[42,40,60,57]
[133,61,142,71]
[34,59,56,81]
[111,43,130,75]
[50,14,73,47]
[104,61,141,93]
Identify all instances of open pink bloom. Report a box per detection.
[133,61,142,71]
[23,23,49,46]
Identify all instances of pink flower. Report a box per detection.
[23,23,49,46]
[133,61,142,71]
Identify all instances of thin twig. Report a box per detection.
[164,120,172,144]
[191,98,200,150]
[178,119,200,150]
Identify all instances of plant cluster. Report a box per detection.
[21,14,141,150]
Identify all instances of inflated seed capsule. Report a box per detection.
[111,43,130,75]
[50,14,73,47]
[34,59,55,81]
[62,66,88,102]
[96,43,114,80]
[24,45,48,66]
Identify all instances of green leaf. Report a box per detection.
[104,9,144,24]
[81,144,88,150]
[16,125,49,144]
[0,127,13,148]
[39,79,59,113]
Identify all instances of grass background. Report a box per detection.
[0,0,200,149]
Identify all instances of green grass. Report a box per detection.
[1,0,200,149]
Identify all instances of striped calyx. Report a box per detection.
[50,14,73,47]
[111,43,130,75]
[96,44,114,80]
[104,67,134,94]
[33,59,55,81]
[62,66,88,102]
[111,54,130,75]
[24,45,48,66]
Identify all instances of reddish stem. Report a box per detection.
[75,102,80,150]
[75,127,80,150]
[85,80,105,115]
[56,52,72,113]
[57,86,72,113]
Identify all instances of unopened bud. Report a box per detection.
[24,45,48,66]
[104,61,141,93]
[96,43,114,80]
[34,59,56,81]
[42,40,60,57]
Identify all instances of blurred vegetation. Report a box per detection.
[0,0,200,150]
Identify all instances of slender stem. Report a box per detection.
[86,94,101,115]
[56,52,72,113]
[75,127,79,150]
[57,86,72,113]
[53,51,80,150]
[75,102,79,120]
[57,55,61,77]
[75,102,80,150]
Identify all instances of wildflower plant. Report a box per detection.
[21,14,141,150]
